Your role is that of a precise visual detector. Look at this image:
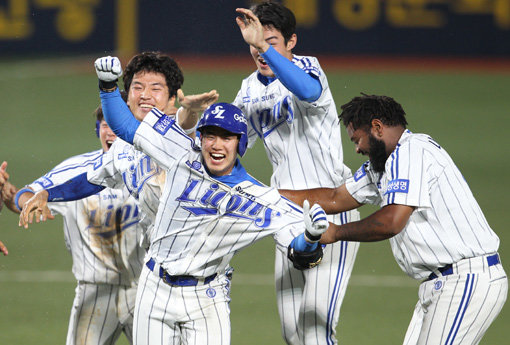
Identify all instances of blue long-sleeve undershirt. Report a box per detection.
[46,172,105,202]
[261,45,322,102]
[100,88,140,144]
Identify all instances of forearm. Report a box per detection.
[100,88,140,144]
[261,45,322,102]
[45,173,105,202]
[320,204,413,244]
[279,185,361,214]
[176,107,199,137]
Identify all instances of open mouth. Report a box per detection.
[106,140,114,149]
[139,104,154,111]
[210,153,225,162]
[258,57,268,67]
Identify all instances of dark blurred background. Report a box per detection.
[2,0,510,58]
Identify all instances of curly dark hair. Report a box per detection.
[339,93,408,131]
[251,1,296,43]
[122,51,184,98]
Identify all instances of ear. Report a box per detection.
[370,119,384,138]
[286,34,297,51]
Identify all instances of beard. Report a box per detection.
[368,134,389,173]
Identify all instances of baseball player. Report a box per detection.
[21,56,330,345]
[7,105,145,345]
[281,94,508,345]
[233,3,359,344]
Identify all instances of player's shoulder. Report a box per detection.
[292,54,322,70]
[51,149,103,171]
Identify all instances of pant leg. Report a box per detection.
[66,282,123,345]
[276,210,360,345]
[403,260,507,345]
[134,265,231,345]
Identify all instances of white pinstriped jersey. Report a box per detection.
[133,109,307,278]
[30,150,144,285]
[345,130,500,279]
[87,138,166,248]
[233,54,351,189]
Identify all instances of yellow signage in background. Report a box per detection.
[0,0,138,56]
[284,0,318,27]
[0,0,33,39]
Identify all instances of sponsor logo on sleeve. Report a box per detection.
[153,115,174,135]
[384,179,410,195]
[353,165,367,182]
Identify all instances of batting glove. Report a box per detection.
[303,200,329,243]
[94,56,122,90]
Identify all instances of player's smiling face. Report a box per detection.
[200,126,239,176]
[98,119,117,152]
[347,123,389,173]
[127,71,170,121]
[251,25,296,78]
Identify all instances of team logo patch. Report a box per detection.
[206,287,216,298]
[186,160,203,173]
[153,115,174,135]
[385,179,409,194]
[354,164,367,182]
[434,280,443,290]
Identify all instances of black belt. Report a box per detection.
[427,253,500,281]
[146,258,217,287]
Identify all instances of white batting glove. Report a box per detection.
[303,200,329,243]
[94,56,122,82]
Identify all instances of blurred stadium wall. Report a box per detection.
[1,0,510,59]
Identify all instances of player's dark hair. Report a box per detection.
[251,1,296,43]
[339,93,408,131]
[122,51,184,98]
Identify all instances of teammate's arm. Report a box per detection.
[0,240,8,256]
[18,173,104,228]
[279,184,362,214]
[235,8,321,102]
[176,89,219,139]
[320,204,414,244]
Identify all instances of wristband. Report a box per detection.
[14,187,34,212]
[98,80,118,92]
[304,229,321,243]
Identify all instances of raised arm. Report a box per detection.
[279,184,362,215]
[235,8,321,102]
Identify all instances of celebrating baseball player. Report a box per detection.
[233,2,359,344]
[281,93,508,345]
[5,104,145,345]
[18,56,328,345]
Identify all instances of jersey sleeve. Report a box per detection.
[133,108,199,171]
[291,56,330,113]
[28,151,103,215]
[381,140,432,208]
[29,151,102,193]
[345,162,383,205]
[87,140,125,189]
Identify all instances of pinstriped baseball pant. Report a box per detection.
[133,265,232,345]
[66,281,138,345]
[403,254,507,345]
[275,209,360,345]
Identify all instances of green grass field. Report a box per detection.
[0,57,508,344]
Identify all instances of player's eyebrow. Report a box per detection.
[265,36,279,42]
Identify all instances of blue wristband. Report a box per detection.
[14,187,34,211]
